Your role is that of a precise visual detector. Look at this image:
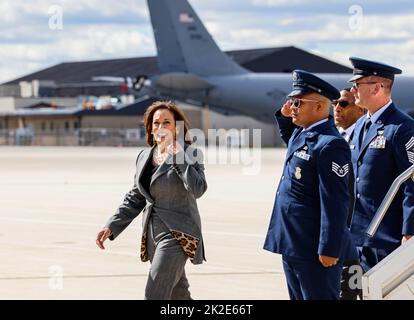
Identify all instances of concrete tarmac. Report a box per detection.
[0,146,288,300]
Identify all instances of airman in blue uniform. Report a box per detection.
[264,70,357,300]
[334,88,365,300]
[348,57,414,272]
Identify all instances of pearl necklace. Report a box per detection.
[153,146,168,165]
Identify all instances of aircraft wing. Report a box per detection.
[92,76,128,83]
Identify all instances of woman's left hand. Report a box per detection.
[167,141,183,155]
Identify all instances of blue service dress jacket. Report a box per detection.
[264,111,357,261]
[350,103,414,250]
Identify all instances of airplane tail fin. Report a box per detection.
[147,0,247,76]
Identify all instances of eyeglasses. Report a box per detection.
[289,98,320,108]
[352,82,378,89]
[332,100,352,108]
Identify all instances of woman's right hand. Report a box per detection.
[96,228,112,250]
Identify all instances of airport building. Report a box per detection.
[0,46,351,147]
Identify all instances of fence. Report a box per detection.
[0,128,147,147]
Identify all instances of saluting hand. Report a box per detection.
[319,255,339,267]
[281,100,293,117]
[96,228,112,250]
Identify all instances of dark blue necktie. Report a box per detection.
[359,118,372,146]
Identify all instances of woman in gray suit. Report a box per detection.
[96,101,207,300]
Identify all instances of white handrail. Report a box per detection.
[366,164,414,237]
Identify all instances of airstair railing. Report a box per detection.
[366,164,414,237]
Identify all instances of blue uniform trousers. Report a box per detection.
[340,259,362,300]
[282,255,342,300]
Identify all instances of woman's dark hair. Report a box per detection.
[143,100,192,146]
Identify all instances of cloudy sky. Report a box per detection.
[1,0,413,83]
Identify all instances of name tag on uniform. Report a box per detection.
[369,135,386,149]
[293,150,311,161]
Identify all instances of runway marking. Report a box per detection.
[1,240,281,277]
[0,240,140,257]
[0,217,117,229]
[0,271,282,281]
[204,230,264,238]
[0,217,264,238]
[0,181,128,187]
[2,241,277,270]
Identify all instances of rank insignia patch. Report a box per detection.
[406,137,414,164]
[332,162,349,177]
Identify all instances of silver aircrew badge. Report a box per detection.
[293,72,298,81]
[295,167,302,180]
